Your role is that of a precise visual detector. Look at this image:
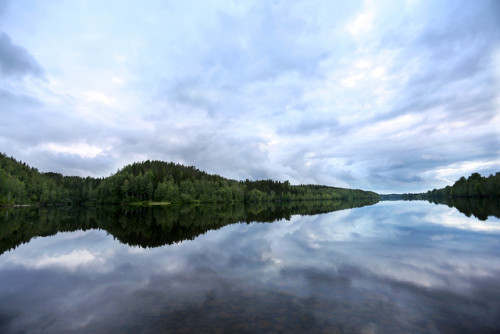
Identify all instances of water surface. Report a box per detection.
[1,200,499,333]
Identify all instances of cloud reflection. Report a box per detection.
[0,202,500,332]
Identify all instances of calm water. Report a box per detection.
[1,200,500,333]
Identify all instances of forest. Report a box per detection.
[0,153,379,206]
[401,172,500,200]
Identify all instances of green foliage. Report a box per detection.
[94,163,378,204]
[0,152,379,206]
[402,172,500,200]
[0,153,99,206]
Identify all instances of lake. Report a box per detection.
[1,200,499,333]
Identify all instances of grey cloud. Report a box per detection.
[159,78,221,118]
[0,91,117,177]
[204,4,331,81]
[356,0,499,158]
[288,120,498,191]
[389,1,498,116]
[0,88,43,108]
[0,1,10,17]
[0,32,44,78]
[277,117,340,136]
[183,134,270,180]
[199,0,500,191]
[286,152,358,185]
[357,137,495,191]
[1,106,102,149]
[1,0,498,193]
[156,1,357,120]
[416,0,500,55]
[29,152,114,177]
[114,126,273,181]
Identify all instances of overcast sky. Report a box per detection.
[0,0,499,193]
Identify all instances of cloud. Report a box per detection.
[0,0,498,192]
[30,249,103,271]
[0,32,44,78]
[0,0,10,17]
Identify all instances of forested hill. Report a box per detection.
[0,153,379,206]
[0,153,101,206]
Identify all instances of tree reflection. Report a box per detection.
[0,199,378,254]
[428,197,500,221]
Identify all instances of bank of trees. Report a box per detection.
[0,153,100,206]
[1,153,379,206]
[402,172,500,200]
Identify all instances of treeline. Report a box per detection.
[0,153,379,206]
[401,172,500,200]
[97,161,378,204]
[0,153,100,206]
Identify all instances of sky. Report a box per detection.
[0,0,499,193]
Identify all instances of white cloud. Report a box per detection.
[34,249,102,270]
[39,142,108,159]
[426,160,500,185]
[111,76,126,85]
[347,11,374,36]
[83,91,115,106]
[427,209,500,233]
[371,66,386,79]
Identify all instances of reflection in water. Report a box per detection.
[0,199,377,254]
[1,200,500,333]
[427,197,500,221]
